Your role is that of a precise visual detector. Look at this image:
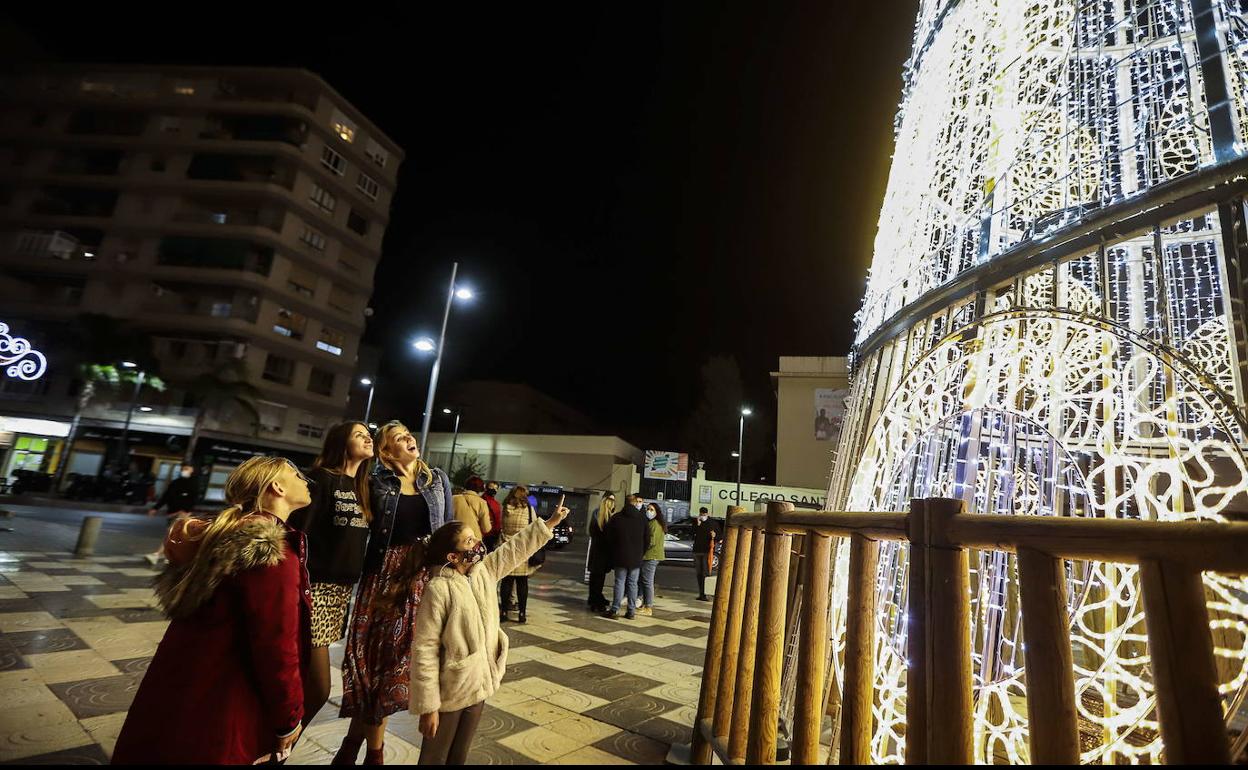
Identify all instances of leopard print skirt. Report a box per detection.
[309,582,354,647]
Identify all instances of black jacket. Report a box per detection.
[289,468,371,585]
[692,518,718,553]
[155,476,199,514]
[604,506,651,570]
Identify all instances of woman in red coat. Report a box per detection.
[112,456,313,765]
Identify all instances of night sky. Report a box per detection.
[5,2,916,448]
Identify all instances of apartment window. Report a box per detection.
[308,367,335,397]
[356,172,379,201]
[297,414,327,439]
[80,80,117,95]
[299,225,327,251]
[321,145,346,176]
[261,353,295,385]
[159,115,181,133]
[309,182,336,213]
[209,302,232,318]
[173,82,196,96]
[273,308,307,339]
[364,138,388,168]
[256,400,287,433]
[316,327,345,356]
[329,285,356,315]
[150,157,167,173]
[210,212,227,224]
[347,209,369,237]
[337,256,360,275]
[331,109,356,143]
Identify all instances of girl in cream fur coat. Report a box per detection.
[410,496,569,764]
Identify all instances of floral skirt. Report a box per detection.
[339,544,430,723]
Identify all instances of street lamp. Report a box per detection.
[418,262,473,452]
[443,407,462,473]
[359,377,377,424]
[117,361,146,473]
[412,338,435,352]
[736,406,752,505]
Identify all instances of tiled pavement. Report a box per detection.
[0,547,712,765]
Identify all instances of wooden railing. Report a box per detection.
[689,498,1248,765]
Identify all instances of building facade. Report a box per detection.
[0,66,402,494]
[770,356,849,489]
[829,1,1248,763]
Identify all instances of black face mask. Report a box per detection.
[484,489,496,498]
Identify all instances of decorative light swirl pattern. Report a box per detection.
[0,321,47,381]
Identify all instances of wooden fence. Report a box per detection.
[689,498,1248,764]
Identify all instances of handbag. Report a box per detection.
[527,505,547,567]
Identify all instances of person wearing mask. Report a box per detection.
[143,463,200,566]
[482,481,503,551]
[692,506,718,601]
[638,502,666,616]
[585,493,616,612]
[410,500,570,764]
[602,494,649,620]
[450,476,492,541]
[112,456,312,764]
[288,422,374,729]
[336,421,451,766]
[497,485,541,624]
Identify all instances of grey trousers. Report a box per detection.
[417,700,484,765]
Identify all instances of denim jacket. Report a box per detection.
[364,461,451,573]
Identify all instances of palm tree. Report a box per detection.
[183,360,261,462]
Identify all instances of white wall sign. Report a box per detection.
[0,322,47,381]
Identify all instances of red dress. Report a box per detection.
[112,513,311,765]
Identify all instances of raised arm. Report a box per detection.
[481,500,568,580]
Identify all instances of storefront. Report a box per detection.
[192,438,316,504]
[0,416,70,485]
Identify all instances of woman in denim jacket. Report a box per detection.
[335,420,451,765]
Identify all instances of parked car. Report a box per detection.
[549,519,574,549]
[662,522,722,569]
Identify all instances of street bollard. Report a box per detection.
[74,516,104,557]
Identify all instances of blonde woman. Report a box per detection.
[336,421,451,765]
[585,492,616,612]
[112,456,313,765]
[498,485,541,624]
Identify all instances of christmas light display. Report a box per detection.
[825,0,1248,762]
[0,321,47,381]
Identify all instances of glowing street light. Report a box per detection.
[413,338,435,352]
[736,406,752,504]
[359,377,377,424]
[455,287,474,301]
[418,262,474,452]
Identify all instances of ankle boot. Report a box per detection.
[332,735,365,765]
[363,745,385,765]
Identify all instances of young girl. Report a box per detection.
[287,421,374,728]
[638,502,666,616]
[409,498,570,765]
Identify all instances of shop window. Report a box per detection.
[10,435,51,472]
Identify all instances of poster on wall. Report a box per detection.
[814,388,850,442]
[644,450,689,481]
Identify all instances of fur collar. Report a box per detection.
[153,514,289,619]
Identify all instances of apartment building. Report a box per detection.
[0,65,403,495]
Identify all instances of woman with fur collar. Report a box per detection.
[336,421,452,765]
[410,497,570,764]
[112,456,313,765]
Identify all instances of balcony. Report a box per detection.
[28,187,119,218]
[143,283,260,324]
[170,205,285,232]
[49,149,124,176]
[157,236,274,276]
[199,114,308,147]
[214,80,319,113]
[65,109,147,137]
[9,230,101,262]
[186,153,295,188]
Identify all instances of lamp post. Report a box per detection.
[735,406,752,505]
[443,407,462,474]
[360,377,376,424]
[418,263,473,452]
[117,361,146,473]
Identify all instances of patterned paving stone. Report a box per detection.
[0,741,110,765]
[109,657,152,676]
[582,693,684,731]
[47,674,141,719]
[4,628,88,656]
[591,730,670,764]
[475,706,540,741]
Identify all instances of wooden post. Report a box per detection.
[1017,547,1080,764]
[906,497,972,764]
[793,531,833,765]
[746,502,795,764]
[728,527,767,763]
[692,506,742,764]
[839,532,879,765]
[1138,559,1230,764]
[712,520,754,742]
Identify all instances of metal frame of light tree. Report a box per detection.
[823,0,1248,764]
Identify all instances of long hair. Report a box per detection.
[596,494,616,530]
[422,520,466,572]
[176,456,290,588]
[313,421,373,522]
[375,420,434,488]
[502,485,530,511]
[647,502,668,534]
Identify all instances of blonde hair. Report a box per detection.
[596,494,616,530]
[376,420,434,488]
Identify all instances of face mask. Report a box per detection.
[453,541,486,567]
[699,515,708,522]
[180,468,193,478]
[484,489,496,498]
[646,509,657,520]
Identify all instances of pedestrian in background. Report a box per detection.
[143,463,200,566]
[451,476,492,541]
[498,485,540,624]
[692,506,718,602]
[288,421,374,729]
[603,493,649,620]
[638,502,666,616]
[336,421,451,765]
[481,480,503,550]
[585,493,615,612]
[411,499,570,764]
[113,456,312,765]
